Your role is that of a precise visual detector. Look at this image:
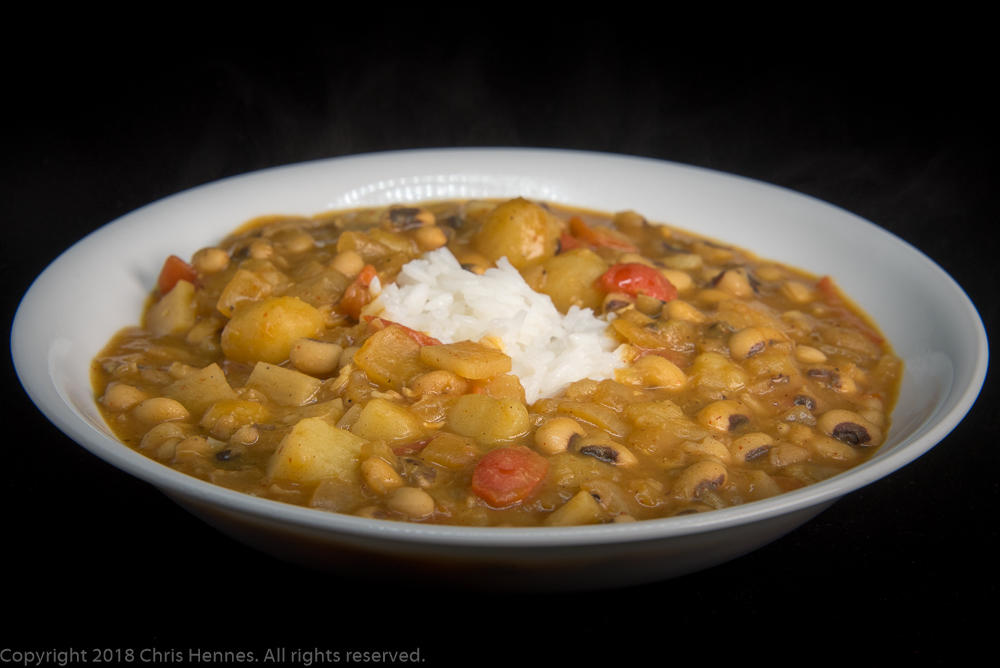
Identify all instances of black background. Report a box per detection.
[4,14,996,666]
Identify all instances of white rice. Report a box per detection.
[366,247,627,404]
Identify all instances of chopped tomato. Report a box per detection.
[365,316,442,346]
[339,264,378,320]
[567,216,639,253]
[816,275,884,344]
[157,255,197,294]
[557,232,584,252]
[471,446,549,508]
[597,263,677,302]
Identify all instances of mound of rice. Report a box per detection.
[366,247,627,404]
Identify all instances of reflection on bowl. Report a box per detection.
[11,148,988,590]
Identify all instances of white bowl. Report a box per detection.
[11,148,988,590]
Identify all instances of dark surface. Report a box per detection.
[4,18,995,665]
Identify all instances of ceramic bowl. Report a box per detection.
[11,148,988,590]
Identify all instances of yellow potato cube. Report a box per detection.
[350,398,425,444]
[419,340,512,380]
[268,417,368,484]
[220,296,325,364]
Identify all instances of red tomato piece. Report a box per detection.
[471,446,549,508]
[567,217,639,252]
[364,316,442,346]
[156,255,198,294]
[339,264,378,320]
[597,263,677,302]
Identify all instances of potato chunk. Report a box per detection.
[533,249,608,313]
[419,341,512,380]
[164,362,238,417]
[447,394,530,444]
[245,362,322,406]
[146,279,197,338]
[473,198,560,269]
[350,398,425,444]
[268,417,367,484]
[220,296,325,364]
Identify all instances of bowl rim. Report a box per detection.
[11,146,990,548]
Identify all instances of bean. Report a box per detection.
[330,250,365,278]
[361,457,404,496]
[191,247,230,274]
[414,225,448,251]
[730,432,774,462]
[696,400,750,432]
[101,383,148,412]
[132,397,190,424]
[534,417,585,455]
[729,327,768,359]
[794,345,828,364]
[674,460,729,500]
[386,486,436,519]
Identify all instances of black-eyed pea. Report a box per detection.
[330,250,365,278]
[386,486,436,520]
[729,327,768,359]
[860,409,886,427]
[191,247,230,274]
[576,437,639,467]
[361,457,405,496]
[409,370,469,397]
[730,432,774,463]
[414,225,448,251]
[132,397,190,424]
[794,345,827,364]
[674,459,729,500]
[248,239,274,259]
[230,424,260,447]
[388,206,436,229]
[138,422,188,458]
[621,354,687,390]
[665,299,707,323]
[768,443,811,467]
[274,229,316,254]
[696,399,751,432]
[661,253,702,271]
[101,382,148,412]
[602,292,634,315]
[809,434,860,462]
[817,409,882,447]
[289,338,343,377]
[660,268,692,293]
[534,417,585,455]
[613,210,647,231]
[714,268,754,297]
[780,280,814,303]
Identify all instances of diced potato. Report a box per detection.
[473,198,561,269]
[350,398,425,444]
[552,400,629,438]
[532,249,608,313]
[447,394,530,444]
[419,340,512,380]
[216,269,273,317]
[245,361,322,406]
[220,296,325,364]
[163,362,238,416]
[352,325,429,391]
[268,417,368,484]
[146,279,197,338]
[544,489,605,526]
